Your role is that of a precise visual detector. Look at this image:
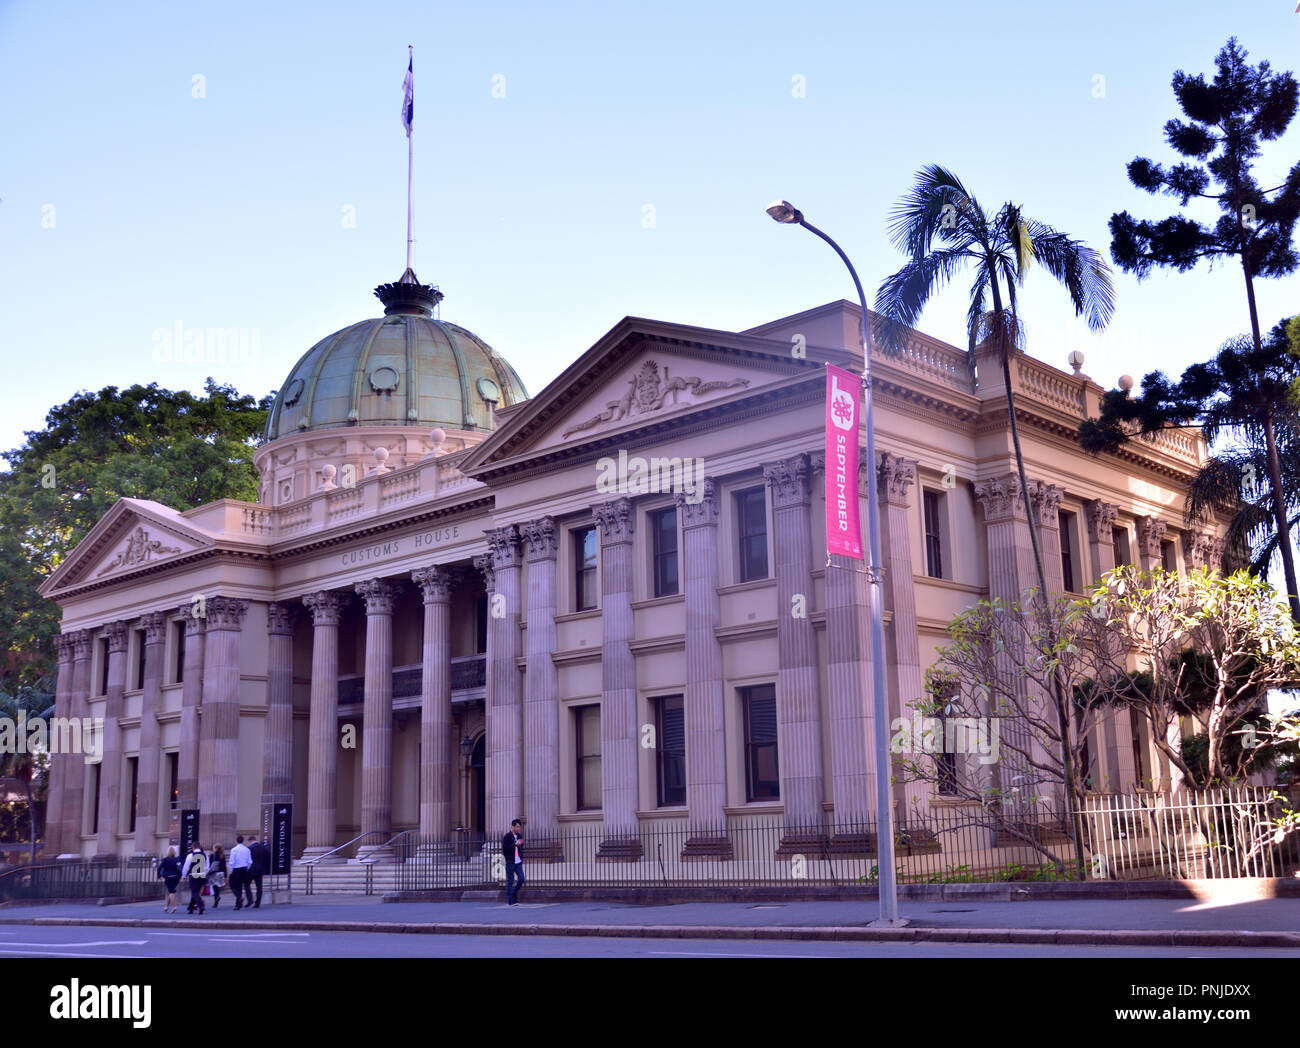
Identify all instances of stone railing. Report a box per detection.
[238,454,485,538]
[1016,356,1087,416]
[878,336,972,394]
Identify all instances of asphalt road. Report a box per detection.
[1,924,1297,958]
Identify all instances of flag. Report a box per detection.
[825,364,863,560]
[402,53,413,137]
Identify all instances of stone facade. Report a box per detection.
[38,298,1218,859]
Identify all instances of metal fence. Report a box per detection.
[385,788,1300,892]
[0,857,160,903]
[1079,786,1300,881]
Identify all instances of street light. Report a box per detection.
[765,200,902,927]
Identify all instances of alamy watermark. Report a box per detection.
[0,714,103,762]
[594,449,705,504]
[890,713,1001,765]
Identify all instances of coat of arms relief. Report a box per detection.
[561,359,750,439]
[96,526,183,577]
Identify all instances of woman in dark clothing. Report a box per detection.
[157,847,182,913]
[208,845,228,907]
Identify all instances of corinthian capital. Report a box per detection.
[1083,500,1119,544]
[412,565,456,603]
[593,498,635,544]
[1025,480,1065,528]
[974,472,1026,524]
[485,525,522,569]
[302,591,346,627]
[763,454,811,509]
[519,517,559,560]
[675,479,718,527]
[1137,517,1167,561]
[876,453,918,507]
[355,578,397,615]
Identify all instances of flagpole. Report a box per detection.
[406,44,414,273]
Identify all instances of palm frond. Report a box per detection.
[1021,220,1117,331]
[886,164,986,259]
[874,247,975,349]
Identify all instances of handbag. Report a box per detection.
[201,884,210,896]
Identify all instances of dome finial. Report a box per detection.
[374,270,444,317]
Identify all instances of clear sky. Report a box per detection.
[1,0,1298,454]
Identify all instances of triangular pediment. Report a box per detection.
[463,312,857,476]
[41,499,215,595]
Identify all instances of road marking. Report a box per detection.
[0,939,148,947]
[201,937,309,944]
[0,948,141,958]
[649,950,824,958]
[148,930,310,937]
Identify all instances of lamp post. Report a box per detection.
[765,200,902,926]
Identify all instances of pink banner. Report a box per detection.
[825,364,863,560]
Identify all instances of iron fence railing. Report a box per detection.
[386,789,1300,892]
[0,857,159,903]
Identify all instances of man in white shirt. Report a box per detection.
[228,835,253,910]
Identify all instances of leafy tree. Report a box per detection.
[875,165,1115,874]
[0,379,272,691]
[1079,318,1300,621]
[0,678,54,863]
[1107,36,1300,619]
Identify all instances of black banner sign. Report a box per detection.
[181,810,200,856]
[271,803,292,875]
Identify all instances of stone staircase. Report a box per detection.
[296,859,405,896]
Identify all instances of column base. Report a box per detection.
[596,835,643,863]
[680,835,733,861]
[521,837,565,864]
[298,847,348,865]
[355,845,398,864]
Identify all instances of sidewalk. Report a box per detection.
[1,891,1297,947]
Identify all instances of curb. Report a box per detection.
[4,916,1298,949]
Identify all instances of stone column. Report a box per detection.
[94,622,129,855]
[974,474,1040,811]
[261,603,296,803]
[1183,531,1212,571]
[1027,480,1065,598]
[49,634,76,857]
[132,612,166,856]
[355,578,396,861]
[1135,517,1179,793]
[1083,501,1137,792]
[302,591,346,862]
[198,597,248,848]
[764,455,824,838]
[593,498,641,860]
[822,476,873,829]
[479,525,523,843]
[677,481,731,858]
[177,604,205,812]
[63,629,93,853]
[877,453,927,832]
[520,517,562,858]
[1136,517,1166,573]
[412,566,454,843]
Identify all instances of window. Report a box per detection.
[574,526,598,611]
[98,637,109,696]
[126,756,139,833]
[1111,526,1130,568]
[134,628,146,691]
[650,508,679,597]
[166,752,179,809]
[1131,711,1152,788]
[741,683,779,801]
[1058,509,1078,592]
[654,695,686,807]
[90,765,101,834]
[923,490,945,579]
[1161,540,1178,572]
[575,705,601,811]
[933,685,959,796]
[173,620,186,684]
[735,488,768,582]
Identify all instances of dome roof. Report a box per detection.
[264,271,528,442]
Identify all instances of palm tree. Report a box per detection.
[874,165,1115,874]
[875,164,1115,616]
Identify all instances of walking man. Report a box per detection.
[247,834,270,908]
[501,818,524,906]
[228,835,253,910]
[180,843,208,915]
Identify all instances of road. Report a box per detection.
[1,924,1297,958]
